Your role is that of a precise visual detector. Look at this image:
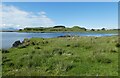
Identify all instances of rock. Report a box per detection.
[18,44,27,49]
[12,40,22,47]
[58,35,71,38]
[22,38,30,43]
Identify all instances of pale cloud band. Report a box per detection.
[0,4,55,29]
[2,0,119,2]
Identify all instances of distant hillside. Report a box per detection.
[19,26,87,32]
[2,27,19,31]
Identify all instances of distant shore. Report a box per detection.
[1,29,118,34]
[1,26,119,33]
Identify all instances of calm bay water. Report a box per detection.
[0,32,117,49]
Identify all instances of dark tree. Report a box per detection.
[53,26,65,28]
[91,29,95,31]
[81,27,87,31]
[19,29,22,31]
[101,28,106,30]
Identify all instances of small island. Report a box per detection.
[18,26,118,34]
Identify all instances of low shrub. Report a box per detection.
[31,42,36,45]
[65,64,74,71]
[85,46,92,49]
[42,50,53,58]
[90,52,112,64]
[73,57,81,63]
[115,43,120,48]
[3,58,11,63]
[73,43,80,47]
[18,43,30,48]
[110,49,118,53]
[52,48,65,55]
[42,41,49,44]
[8,62,14,67]
[60,63,75,72]
[2,58,14,67]
[18,45,26,49]
[2,56,7,60]
[66,44,70,47]
[31,51,36,54]
[72,43,80,48]
[2,50,9,53]
[34,46,41,49]
[22,38,30,43]
[97,57,112,64]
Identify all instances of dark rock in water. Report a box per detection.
[41,32,45,33]
[58,35,71,38]
[12,40,22,47]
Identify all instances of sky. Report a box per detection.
[1,2,118,29]
[2,0,120,2]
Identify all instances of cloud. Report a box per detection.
[39,11,46,15]
[0,4,55,29]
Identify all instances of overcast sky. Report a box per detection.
[1,2,118,29]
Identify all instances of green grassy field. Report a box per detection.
[2,36,119,76]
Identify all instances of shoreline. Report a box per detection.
[0,29,118,34]
[1,35,118,50]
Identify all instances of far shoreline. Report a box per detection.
[0,30,118,34]
[1,26,119,34]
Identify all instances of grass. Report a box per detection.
[0,49,2,77]
[2,36,118,76]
